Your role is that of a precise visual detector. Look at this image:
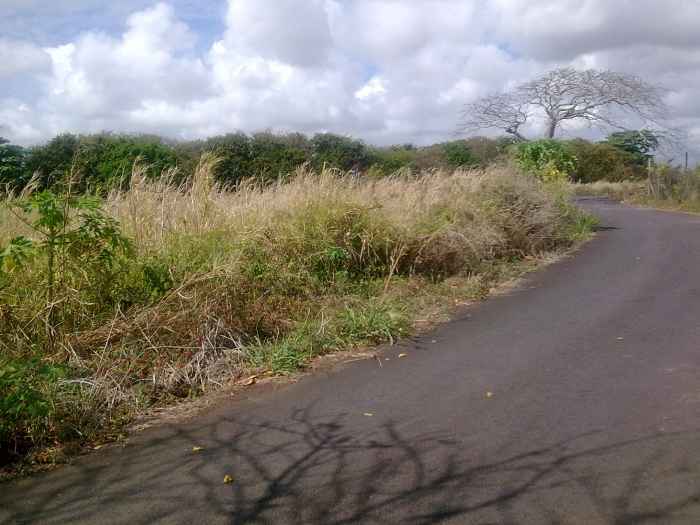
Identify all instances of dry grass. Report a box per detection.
[569,180,646,201]
[0,159,593,467]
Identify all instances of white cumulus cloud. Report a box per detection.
[1,0,700,158]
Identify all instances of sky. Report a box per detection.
[2,0,700,159]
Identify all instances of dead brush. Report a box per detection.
[152,318,247,394]
[477,167,570,256]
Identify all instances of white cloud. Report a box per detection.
[0,99,44,143]
[123,1,196,53]
[223,0,333,67]
[9,2,211,139]
[355,77,387,101]
[0,39,51,78]
[1,0,700,159]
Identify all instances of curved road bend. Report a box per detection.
[3,198,700,524]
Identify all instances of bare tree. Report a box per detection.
[460,92,530,141]
[461,67,668,141]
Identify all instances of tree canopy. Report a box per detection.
[461,67,668,141]
[605,129,659,165]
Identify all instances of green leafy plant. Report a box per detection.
[0,236,34,273]
[0,138,27,189]
[515,140,577,182]
[0,359,66,459]
[3,189,131,349]
[442,141,477,168]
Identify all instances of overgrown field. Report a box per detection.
[0,160,594,470]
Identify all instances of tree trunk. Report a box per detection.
[506,129,528,142]
[546,119,557,139]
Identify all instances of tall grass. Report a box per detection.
[0,159,591,467]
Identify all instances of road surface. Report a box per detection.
[3,198,700,524]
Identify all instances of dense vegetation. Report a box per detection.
[1,132,500,193]
[0,150,595,470]
[0,130,652,194]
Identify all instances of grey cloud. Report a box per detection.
[495,0,700,60]
[223,0,333,67]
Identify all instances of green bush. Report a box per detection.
[565,139,643,183]
[368,139,508,176]
[78,134,177,189]
[21,133,178,191]
[197,132,252,184]
[311,133,372,172]
[176,132,311,185]
[606,130,658,167]
[248,132,309,183]
[14,132,518,189]
[369,146,418,174]
[442,141,477,168]
[10,131,527,191]
[515,140,577,182]
[0,138,27,190]
[0,359,64,460]
[2,189,132,351]
[24,133,81,188]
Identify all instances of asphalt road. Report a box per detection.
[3,198,700,525]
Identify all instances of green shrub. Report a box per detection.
[24,133,81,188]
[78,134,177,190]
[0,359,65,460]
[137,258,175,302]
[201,132,252,184]
[442,141,477,168]
[565,139,643,182]
[311,133,372,172]
[1,189,131,351]
[368,139,504,176]
[369,146,417,174]
[335,301,407,345]
[368,138,512,176]
[0,138,27,190]
[605,130,658,167]
[515,140,577,182]
[176,132,311,185]
[248,132,309,183]
[21,133,178,192]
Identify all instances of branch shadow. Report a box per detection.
[2,405,700,524]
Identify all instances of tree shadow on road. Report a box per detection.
[2,406,700,524]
